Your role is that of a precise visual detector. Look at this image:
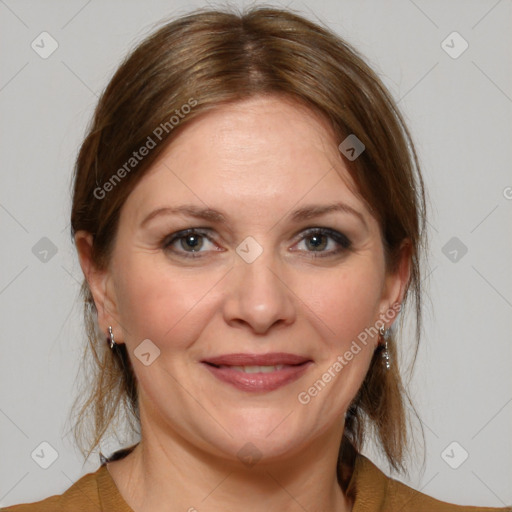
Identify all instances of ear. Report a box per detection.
[379,239,412,327]
[74,230,123,343]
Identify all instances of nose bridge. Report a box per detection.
[224,237,295,332]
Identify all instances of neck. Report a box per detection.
[107,410,353,512]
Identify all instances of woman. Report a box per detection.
[2,6,510,512]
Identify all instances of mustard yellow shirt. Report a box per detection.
[1,450,510,511]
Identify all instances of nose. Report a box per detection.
[222,246,296,335]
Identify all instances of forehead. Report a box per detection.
[122,95,368,226]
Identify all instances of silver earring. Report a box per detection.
[107,326,116,349]
[379,326,391,370]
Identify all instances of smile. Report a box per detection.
[201,354,313,392]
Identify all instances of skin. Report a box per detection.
[75,95,410,512]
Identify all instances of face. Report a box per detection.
[79,95,407,464]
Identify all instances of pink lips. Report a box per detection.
[201,352,312,392]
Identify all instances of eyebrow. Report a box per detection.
[139,202,367,229]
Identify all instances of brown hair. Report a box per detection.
[69,5,427,479]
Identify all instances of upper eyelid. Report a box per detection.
[166,226,346,239]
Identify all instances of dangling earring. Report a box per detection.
[107,326,116,349]
[379,326,391,370]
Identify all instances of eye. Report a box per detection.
[162,228,218,258]
[293,227,351,257]
[161,227,352,260]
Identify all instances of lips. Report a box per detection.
[201,352,312,392]
[203,352,310,367]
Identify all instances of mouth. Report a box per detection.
[201,353,313,392]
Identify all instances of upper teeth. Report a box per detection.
[219,365,285,373]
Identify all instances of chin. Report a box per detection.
[203,416,312,462]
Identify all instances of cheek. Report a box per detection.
[113,254,219,349]
[304,263,384,347]
[295,266,383,425]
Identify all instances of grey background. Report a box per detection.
[1,0,511,507]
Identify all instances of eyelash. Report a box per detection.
[161,227,352,259]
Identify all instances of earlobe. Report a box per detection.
[74,230,120,338]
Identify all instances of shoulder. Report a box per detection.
[0,466,105,512]
[1,445,137,512]
[351,453,512,512]
[385,475,511,511]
